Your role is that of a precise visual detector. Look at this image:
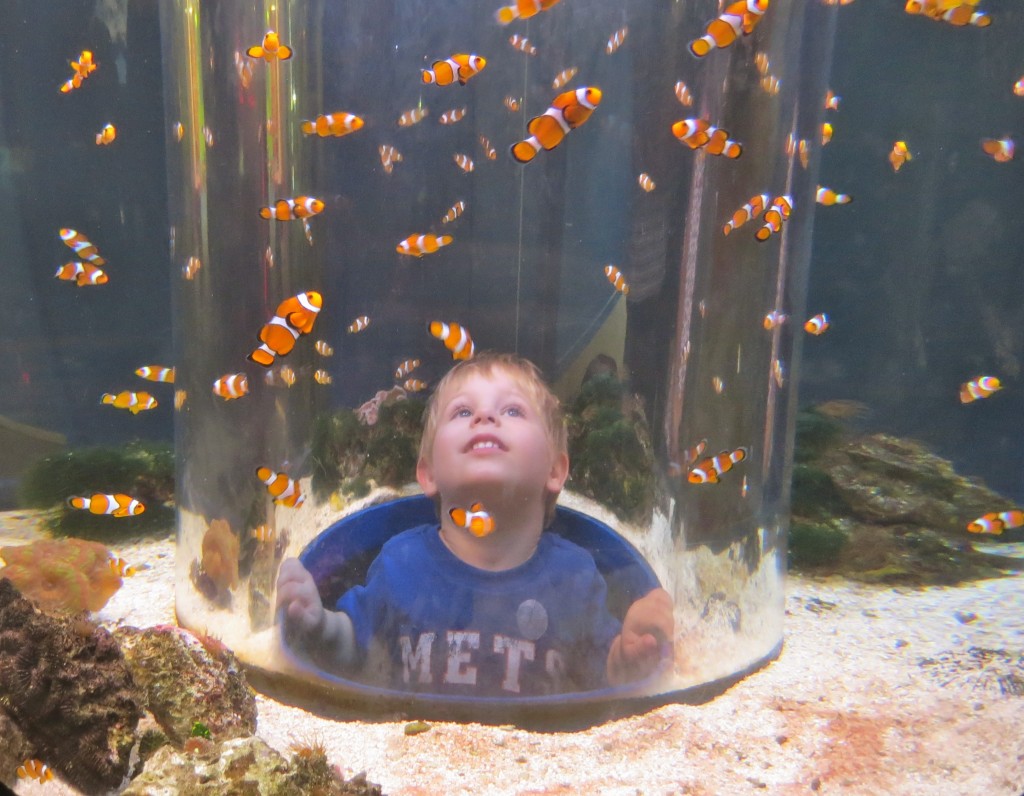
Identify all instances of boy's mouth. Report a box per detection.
[466,435,506,452]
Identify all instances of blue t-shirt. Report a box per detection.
[334,524,622,697]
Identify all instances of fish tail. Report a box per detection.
[496,6,518,24]
[510,138,540,163]
[258,207,273,220]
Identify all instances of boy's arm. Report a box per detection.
[606,587,674,686]
[276,558,358,669]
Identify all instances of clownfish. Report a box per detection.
[504,96,521,112]
[674,81,694,106]
[314,369,332,385]
[606,26,629,54]
[889,140,912,171]
[17,759,54,783]
[60,50,96,92]
[981,137,1014,163]
[442,200,466,224]
[348,315,371,333]
[821,122,834,145]
[55,261,108,286]
[379,144,403,174]
[252,524,275,543]
[637,173,656,192]
[495,0,563,25]
[510,86,602,164]
[690,0,770,58]
[763,310,789,330]
[397,107,428,127]
[68,493,145,517]
[248,291,323,367]
[101,391,158,414]
[60,228,105,265]
[183,255,201,280]
[256,466,306,508]
[395,359,421,379]
[604,264,630,294]
[212,373,249,400]
[430,321,475,360]
[315,340,334,356]
[966,509,1024,535]
[396,233,454,257]
[1014,76,1024,96]
[403,378,428,392]
[453,153,475,173]
[723,193,769,235]
[688,447,748,484]
[246,30,292,61]
[508,34,537,55]
[450,502,496,537]
[300,112,364,137]
[804,313,830,335]
[671,119,742,158]
[135,365,175,383]
[174,389,187,409]
[815,186,851,205]
[825,89,840,110]
[259,196,324,221]
[95,123,116,145]
[959,375,1001,403]
[109,557,137,577]
[422,54,487,86]
[760,74,780,95]
[439,107,467,125]
[551,66,578,90]
[704,127,743,158]
[755,195,793,242]
[479,135,497,160]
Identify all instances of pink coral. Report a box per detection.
[355,386,407,426]
[0,538,122,614]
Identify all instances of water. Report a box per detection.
[0,0,1019,760]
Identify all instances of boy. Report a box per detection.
[277,352,673,696]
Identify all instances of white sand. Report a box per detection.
[3,519,1023,795]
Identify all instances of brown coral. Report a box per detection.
[0,538,122,614]
[200,518,239,593]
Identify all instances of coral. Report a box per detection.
[114,625,257,746]
[355,385,407,426]
[0,579,143,793]
[18,440,175,539]
[200,518,240,594]
[0,537,123,614]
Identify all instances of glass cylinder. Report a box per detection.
[161,0,835,719]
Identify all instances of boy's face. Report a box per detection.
[417,369,568,511]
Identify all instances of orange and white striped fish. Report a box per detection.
[453,153,475,172]
[252,524,275,543]
[688,447,748,484]
[397,107,428,127]
[109,557,137,577]
[101,390,158,414]
[135,365,175,383]
[395,359,421,379]
[966,509,1024,535]
[981,137,1014,163]
[763,310,789,329]
[674,81,694,106]
[671,119,742,158]
[479,135,497,160]
[495,0,563,25]
[276,365,297,388]
[248,291,323,367]
[68,493,145,517]
[442,200,466,224]
[889,140,912,171]
[960,375,1001,403]
[403,378,428,392]
[348,315,371,333]
[825,89,840,110]
[55,261,108,286]
[429,320,475,360]
[604,264,630,294]
[690,0,770,58]
[300,112,364,137]
[17,759,54,783]
[637,172,656,192]
[551,66,578,90]
[755,195,793,242]
[504,96,521,112]
[605,26,629,54]
[379,144,403,173]
[438,107,467,125]
[723,193,769,235]
[259,196,324,221]
[450,502,496,537]
[760,74,780,95]
[510,87,602,164]
[508,34,538,55]
[803,313,830,335]
[315,340,334,356]
[95,123,116,145]
[396,233,454,257]
[183,255,201,280]
[313,369,331,385]
[422,53,487,86]
[60,50,96,92]
[821,122,834,145]
[256,466,306,507]
[815,186,851,205]
[60,228,105,265]
[246,30,292,61]
[212,373,249,400]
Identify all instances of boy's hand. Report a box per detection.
[607,587,674,686]
[276,558,325,636]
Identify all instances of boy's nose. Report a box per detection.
[472,408,497,424]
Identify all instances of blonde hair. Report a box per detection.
[419,352,568,525]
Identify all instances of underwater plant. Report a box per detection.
[18,440,175,539]
[787,521,849,568]
[0,538,123,614]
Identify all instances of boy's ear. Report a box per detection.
[416,456,439,497]
[546,451,569,494]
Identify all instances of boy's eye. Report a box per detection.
[503,405,524,417]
